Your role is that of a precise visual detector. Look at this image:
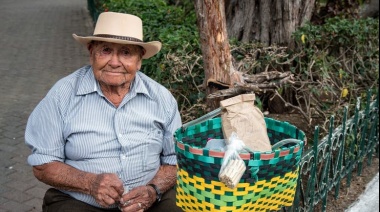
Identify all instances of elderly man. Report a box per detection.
[25,12,182,212]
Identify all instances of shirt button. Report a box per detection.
[121,155,126,160]
[118,133,123,137]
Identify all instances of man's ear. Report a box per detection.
[87,43,94,64]
[136,56,144,70]
[141,47,146,58]
[87,41,95,52]
[137,60,142,70]
[87,43,92,52]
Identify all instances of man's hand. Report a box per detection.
[33,162,125,207]
[89,173,125,207]
[118,185,155,212]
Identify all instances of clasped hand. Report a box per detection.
[89,173,154,211]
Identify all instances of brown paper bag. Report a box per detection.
[220,94,272,152]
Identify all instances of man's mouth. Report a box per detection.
[104,70,126,75]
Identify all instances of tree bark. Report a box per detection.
[225,0,316,48]
[360,0,379,18]
[193,0,243,109]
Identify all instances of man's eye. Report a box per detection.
[121,49,130,56]
[101,47,112,54]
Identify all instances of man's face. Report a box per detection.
[89,41,144,87]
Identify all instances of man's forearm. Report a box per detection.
[148,164,177,193]
[33,161,96,194]
[34,161,124,207]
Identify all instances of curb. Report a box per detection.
[345,173,379,212]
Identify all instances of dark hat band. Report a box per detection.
[93,34,143,42]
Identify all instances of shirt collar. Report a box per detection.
[133,72,153,99]
[76,66,152,99]
[76,66,97,96]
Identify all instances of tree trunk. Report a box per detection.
[193,0,316,110]
[360,0,379,18]
[225,0,316,48]
[312,0,361,22]
[193,0,243,109]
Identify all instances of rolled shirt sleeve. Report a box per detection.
[160,97,182,165]
[25,87,66,166]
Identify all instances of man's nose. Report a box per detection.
[108,52,121,67]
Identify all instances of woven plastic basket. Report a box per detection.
[175,116,305,212]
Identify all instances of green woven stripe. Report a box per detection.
[266,117,305,146]
[176,149,221,181]
[176,118,222,140]
[177,143,302,181]
[177,141,302,167]
[177,151,302,184]
[265,117,302,137]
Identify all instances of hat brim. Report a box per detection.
[72,34,161,59]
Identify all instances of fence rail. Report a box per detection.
[287,90,379,211]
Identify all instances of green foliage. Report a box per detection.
[294,17,379,90]
[292,17,379,124]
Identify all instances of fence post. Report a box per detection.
[335,106,348,199]
[307,126,319,211]
[347,97,361,187]
[366,92,379,165]
[357,90,372,175]
[321,116,334,211]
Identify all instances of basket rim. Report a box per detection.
[175,117,305,161]
[176,140,303,161]
[175,117,306,139]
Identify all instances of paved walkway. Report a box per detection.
[0,0,93,211]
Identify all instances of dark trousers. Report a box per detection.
[42,188,183,212]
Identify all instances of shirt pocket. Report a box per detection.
[143,128,164,172]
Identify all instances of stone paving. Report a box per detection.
[0,0,93,211]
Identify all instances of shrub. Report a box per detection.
[292,17,379,126]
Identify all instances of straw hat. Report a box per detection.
[73,12,161,59]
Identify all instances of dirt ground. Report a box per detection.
[266,113,379,211]
[324,157,379,211]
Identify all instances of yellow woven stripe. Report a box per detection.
[176,168,299,211]
[177,184,217,210]
[241,185,297,211]
[177,168,298,195]
[177,184,297,211]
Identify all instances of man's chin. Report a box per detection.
[99,79,129,87]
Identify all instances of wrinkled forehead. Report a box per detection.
[90,41,144,52]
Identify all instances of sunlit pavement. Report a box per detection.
[345,173,379,212]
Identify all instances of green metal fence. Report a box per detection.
[85,2,379,211]
[286,90,379,211]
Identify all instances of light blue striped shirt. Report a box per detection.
[25,65,182,208]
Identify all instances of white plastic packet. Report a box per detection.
[218,132,247,189]
[204,139,227,151]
